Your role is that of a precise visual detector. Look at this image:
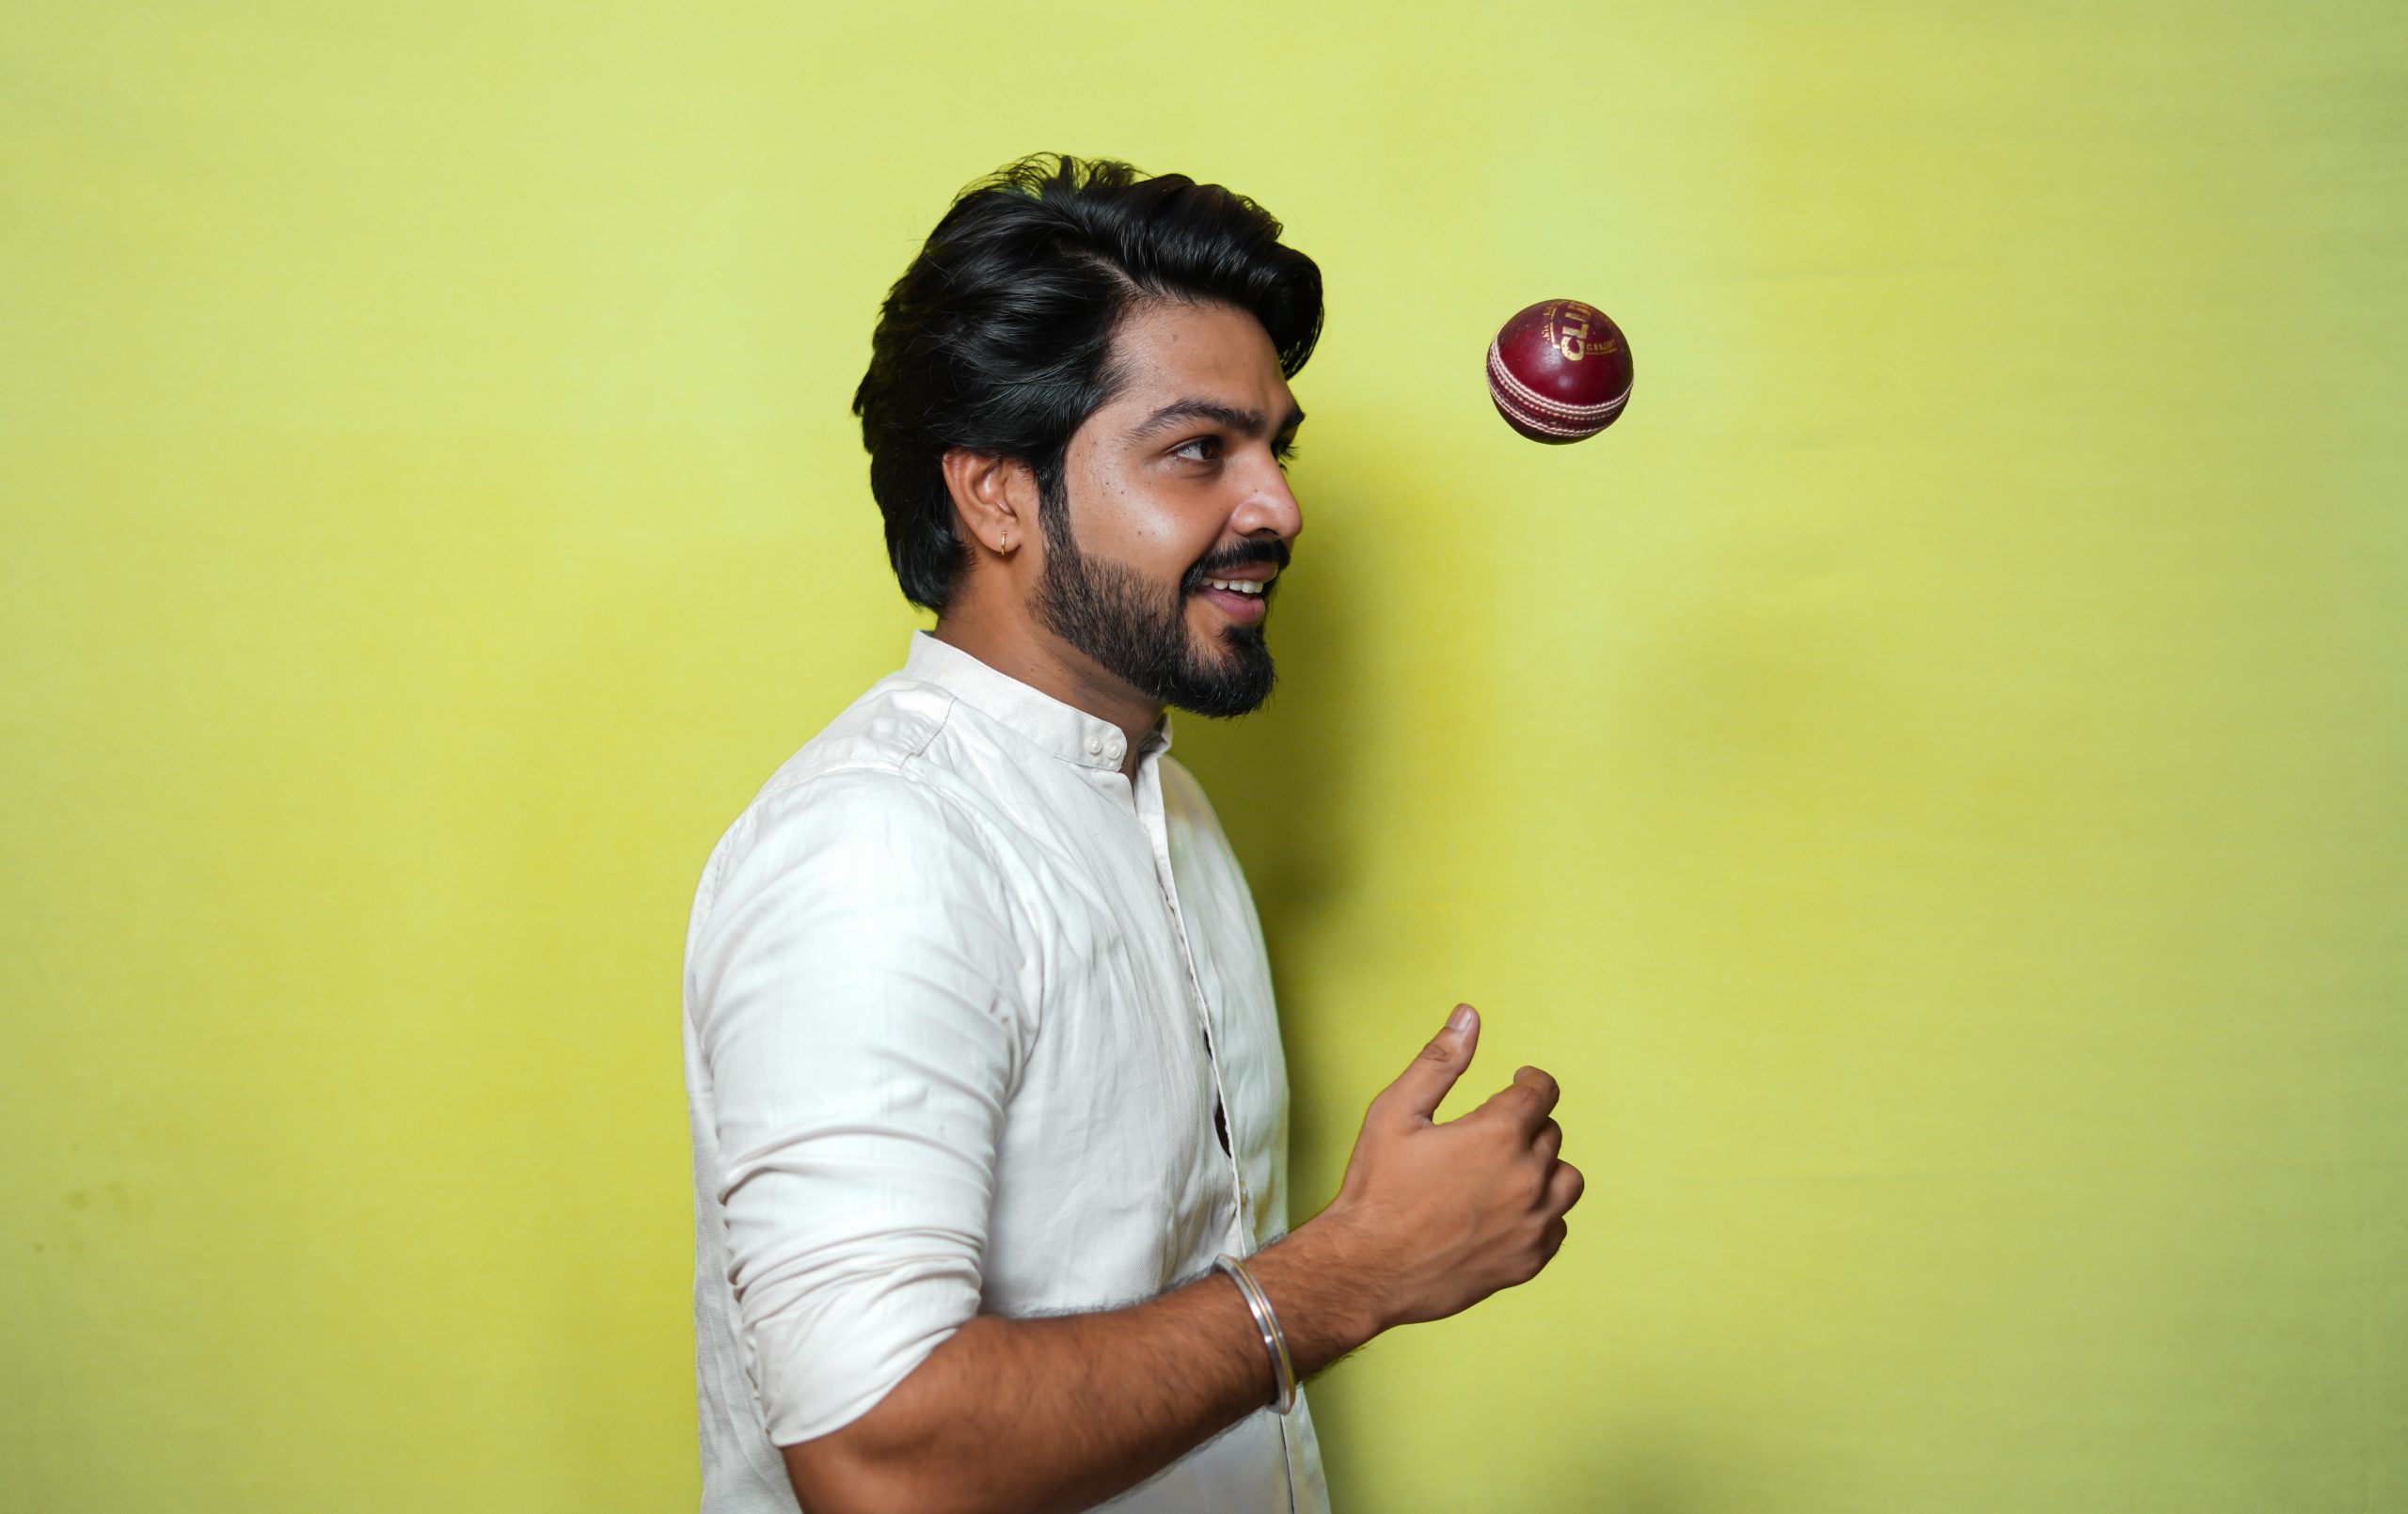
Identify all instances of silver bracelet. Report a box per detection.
[1213,1253,1297,1414]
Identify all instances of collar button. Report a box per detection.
[1085,734,1103,756]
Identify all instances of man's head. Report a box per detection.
[853,154,1321,718]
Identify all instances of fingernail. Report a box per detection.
[1449,1004,1475,1033]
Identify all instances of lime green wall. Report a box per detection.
[6,3,2402,1509]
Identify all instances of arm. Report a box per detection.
[781,1003,1584,1514]
[782,1221,1371,1514]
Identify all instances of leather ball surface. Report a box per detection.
[1486,299,1634,444]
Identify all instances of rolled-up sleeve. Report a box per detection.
[688,766,1027,1445]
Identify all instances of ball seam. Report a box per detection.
[1486,339,1631,419]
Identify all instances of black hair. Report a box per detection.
[851,153,1323,612]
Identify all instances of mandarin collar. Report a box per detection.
[902,630,1173,774]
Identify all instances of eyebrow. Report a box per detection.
[1125,398,1307,445]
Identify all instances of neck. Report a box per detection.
[932,608,1163,782]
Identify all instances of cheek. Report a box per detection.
[1127,499,1210,571]
[1113,502,1216,588]
[1067,450,1222,584]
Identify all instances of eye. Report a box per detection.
[1171,434,1222,464]
[1274,438,1302,470]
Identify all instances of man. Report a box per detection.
[683,154,1583,1514]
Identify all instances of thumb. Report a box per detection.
[1381,1004,1480,1124]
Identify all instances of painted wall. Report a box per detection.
[6,3,2401,1508]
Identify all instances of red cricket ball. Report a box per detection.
[1486,299,1634,444]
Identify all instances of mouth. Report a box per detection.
[1196,573,1272,625]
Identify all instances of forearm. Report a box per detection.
[775,1004,1587,1513]
[781,1218,1381,1514]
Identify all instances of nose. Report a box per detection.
[1229,455,1304,546]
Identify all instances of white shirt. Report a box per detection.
[683,629,1329,1513]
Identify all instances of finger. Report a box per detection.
[1542,1214,1569,1261]
[1474,1064,1560,1138]
[1532,1117,1563,1166]
[1546,1159,1586,1216]
[1374,1004,1480,1124]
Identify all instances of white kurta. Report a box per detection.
[684,629,1327,1513]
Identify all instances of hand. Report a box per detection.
[1312,1004,1584,1331]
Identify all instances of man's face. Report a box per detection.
[1031,299,1305,719]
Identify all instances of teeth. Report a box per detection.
[1205,578,1265,595]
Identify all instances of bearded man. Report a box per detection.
[682,154,1583,1514]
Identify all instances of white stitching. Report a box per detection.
[1486,338,1630,418]
[1491,395,1597,437]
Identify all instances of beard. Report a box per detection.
[1028,487,1283,720]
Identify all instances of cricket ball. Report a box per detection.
[1486,298,1633,444]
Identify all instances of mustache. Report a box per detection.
[1183,540,1291,591]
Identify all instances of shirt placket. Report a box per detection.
[1129,754,1257,1250]
[1133,752,1300,1514]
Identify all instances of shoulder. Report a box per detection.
[747,673,1016,840]
[685,749,1032,1013]
[690,677,1014,925]
[723,763,1009,909]
[751,673,958,804]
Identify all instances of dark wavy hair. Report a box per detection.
[852,153,1323,612]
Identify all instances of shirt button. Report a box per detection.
[1085,734,1102,755]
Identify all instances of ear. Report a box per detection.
[940,448,1040,560]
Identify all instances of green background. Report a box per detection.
[7,3,2403,1509]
